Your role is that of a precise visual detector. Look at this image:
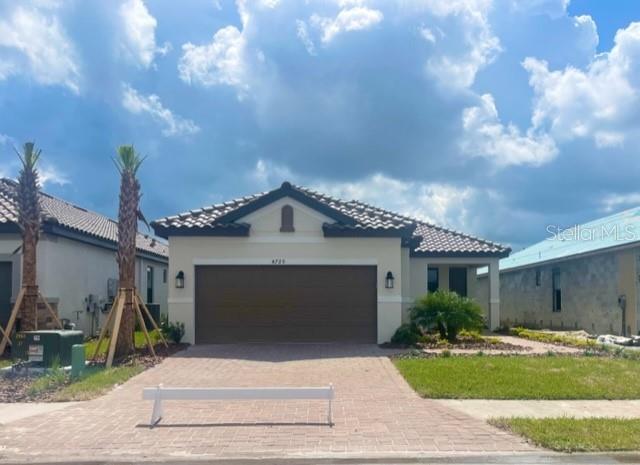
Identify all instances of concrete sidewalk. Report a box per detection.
[0,402,77,424]
[435,399,640,420]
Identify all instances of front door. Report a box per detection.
[448,267,467,297]
[0,262,12,327]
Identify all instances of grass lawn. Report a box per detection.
[393,356,640,399]
[491,417,640,452]
[51,364,144,401]
[84,330,162,357]
[0,358,12,369]
[27,363,145,401]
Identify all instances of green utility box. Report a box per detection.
[14,330,84,367]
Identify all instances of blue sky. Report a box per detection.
[1,0,639,251]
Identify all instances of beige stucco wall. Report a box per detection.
[475,247,639,335]
[168,196,404,344]
[0,233,168,336]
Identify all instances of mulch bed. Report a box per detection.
[381,340,529,352]
[420,340,529,351]
[0,343,188,403]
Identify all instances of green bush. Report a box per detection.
[160,316,185,344]
[457,329,484,343]
[410,290,484,342]
[391,323,422,346]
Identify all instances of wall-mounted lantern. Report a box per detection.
[385,271,395,289]
[175,270,185,289]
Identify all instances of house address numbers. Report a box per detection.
[271,258,286,265]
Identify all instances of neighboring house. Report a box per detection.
[0,178,168,336]
[475,207,640,336]
[152,181,509,344]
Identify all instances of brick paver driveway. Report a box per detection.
[0,344,532,462]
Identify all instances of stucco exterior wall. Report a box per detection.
[167,196,404,344]
[0,233,168,336]
[409,259,483,317]
[475,248,639,335]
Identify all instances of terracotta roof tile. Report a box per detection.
[0,178,168,260]
[153,182,508,257]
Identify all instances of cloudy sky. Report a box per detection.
[0,0,639,251]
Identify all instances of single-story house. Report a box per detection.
[152,181,510,344]
[475,206,640,336]
[0,178,169,336]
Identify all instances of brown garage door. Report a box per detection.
[195,265,377,343]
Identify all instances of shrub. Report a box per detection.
[160,316,185,344]
[457,329,484,343]
[410,290,484,342]
[509,327,599,349]
[391,323,422,346]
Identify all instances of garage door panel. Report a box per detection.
[195,265,377,343]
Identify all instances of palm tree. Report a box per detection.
[15,142,42,331]
[114,145,145,358]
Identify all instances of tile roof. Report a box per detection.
[0,178,168,260]
[153,182,509,257]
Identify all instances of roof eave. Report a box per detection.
[152,222,250,239]
[323,223,416,238]
[410,249,511,258]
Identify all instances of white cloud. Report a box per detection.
[461,93,558,166]
[296,19,316,55]
[523,21,640,147]
[0,133,12,146]
[121,83,200,137]
[601,192,640,213]
[411,0,501,89]
[178,25,248,93]
[119,0,170,68]
[39,164,69,186]
[310,6,383,43]
[249,159,294,189]
[508,0,569,19]
[0,5,80,93]
[420,26,437,44]
[314,173,478,229]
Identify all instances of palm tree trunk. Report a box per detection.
[20,227,38,331]
[114,172,138,358]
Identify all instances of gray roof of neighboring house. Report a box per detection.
[0,178,168,260]
[496,205,640,273]
[152,181,509,257]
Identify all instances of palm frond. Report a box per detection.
[115,145,144,175]
[137,209,150,231]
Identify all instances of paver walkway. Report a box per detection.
[436,400,640,420]
[0,344,532,462]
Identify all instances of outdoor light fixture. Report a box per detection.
[385,271,395,289]
[175,270,185,289]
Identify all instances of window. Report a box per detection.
[449,267,468,297]
[280,205,294,232]
[535,269,541,287]
[146,266,154,304]
[427,267,439,293]
[162,268,167,284]
[552,268,561,312]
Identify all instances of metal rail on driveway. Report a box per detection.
[142,384,335,427]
